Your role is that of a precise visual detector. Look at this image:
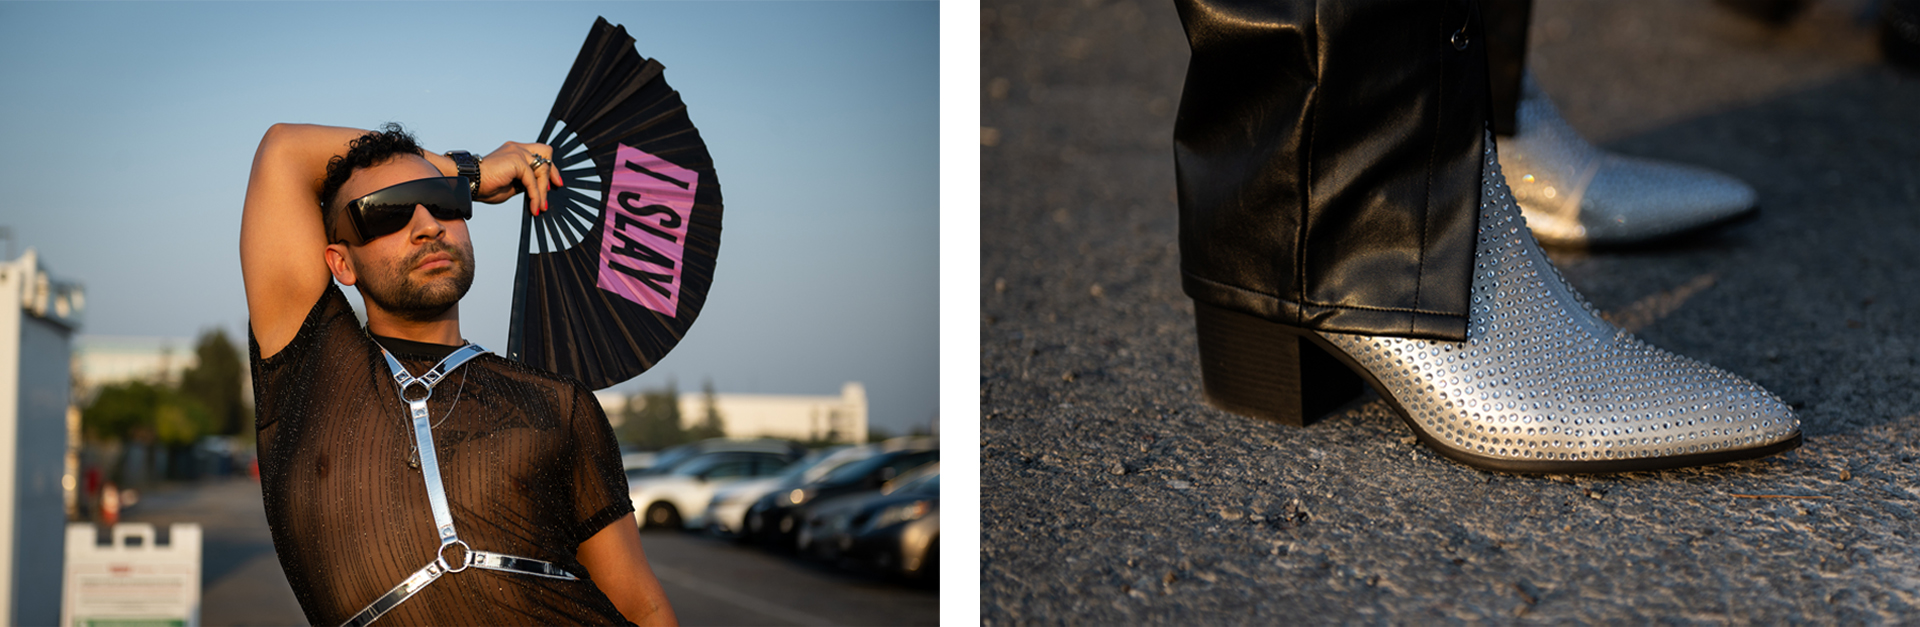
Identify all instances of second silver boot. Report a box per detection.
[1498,73,1758,247]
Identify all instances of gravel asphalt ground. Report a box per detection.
[980,0,1920,622]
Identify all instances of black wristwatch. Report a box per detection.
[445,150,482,199]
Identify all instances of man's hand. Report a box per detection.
[472,141,566,215]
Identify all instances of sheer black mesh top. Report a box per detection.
[250,284,635,626]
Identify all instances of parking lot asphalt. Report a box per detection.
[980,0,1920,622]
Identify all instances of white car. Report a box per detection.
[706,445,872,538]
[627,438,802,473]
[629,451,794,530]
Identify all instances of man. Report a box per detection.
[241,123,676,626]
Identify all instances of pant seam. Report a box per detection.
[1298,0,1324,330]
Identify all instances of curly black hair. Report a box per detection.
[318,123,426,240]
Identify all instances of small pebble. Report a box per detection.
[1108,462,1126,475]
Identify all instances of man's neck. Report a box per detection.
[364,303,462,346]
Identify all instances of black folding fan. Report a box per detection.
[506,17,723,390]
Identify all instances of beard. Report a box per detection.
[356,240,476,322]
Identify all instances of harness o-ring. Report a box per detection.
[401,380,432,403]
[436,539,473,573]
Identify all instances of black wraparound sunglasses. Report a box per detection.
[338,176,474,243]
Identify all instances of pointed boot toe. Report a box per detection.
[1498,73,1758,247]
[1575,155,1758,245]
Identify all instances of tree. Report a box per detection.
[617,380,685,450]
[82,380,213,446]
[686,379,726,441]
[179,328,249,435]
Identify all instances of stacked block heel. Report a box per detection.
[1194,302,1365,427]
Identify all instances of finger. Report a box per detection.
[531,149,559,211]
[531,152,555,215]
[521,162,545,215]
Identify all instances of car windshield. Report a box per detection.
[634,444,698,475]
[818,451,910,485]
[772,451,831,480]
[895,473,939,495]
[669,455,727,477]
[779,448,866,482]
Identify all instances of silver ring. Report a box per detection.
[529,156,552,170]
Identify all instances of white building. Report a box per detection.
[598,382,868,443]
[71,335,197,396]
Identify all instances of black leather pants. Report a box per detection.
[1173,0,1492,341]
[1484,0,1533,136]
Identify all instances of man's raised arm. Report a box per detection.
[241,124,388,358]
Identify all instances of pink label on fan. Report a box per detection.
[597,144,698,316]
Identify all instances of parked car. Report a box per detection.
[746,445,938,551]
[704,445,866,539]
[844,467,938,582]
[630,438,804,476]
[629,450,796,530]
[795,462,939,563]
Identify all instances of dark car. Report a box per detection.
[845,469,938,582]
[796,463,939,582]
[745,446,937,551]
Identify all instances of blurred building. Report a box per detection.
[71,335,196,397]
[599,382,868,443]
[0,248,83,626]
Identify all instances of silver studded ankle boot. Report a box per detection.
[1499,73,1758,247]
[1194,133,1801,473]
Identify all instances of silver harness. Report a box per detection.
[342,343,579,627]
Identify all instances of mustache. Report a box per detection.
[406,241,469,269]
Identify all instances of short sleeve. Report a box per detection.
[568,384,634,544]
[250,284,361,433]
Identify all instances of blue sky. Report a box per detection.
[0,2,940,435]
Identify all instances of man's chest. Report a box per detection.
[269,393,577,537]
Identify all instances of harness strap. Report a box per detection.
[385,345,486,544]
[342,343,578,627]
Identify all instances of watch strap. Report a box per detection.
[445,150,482,199]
